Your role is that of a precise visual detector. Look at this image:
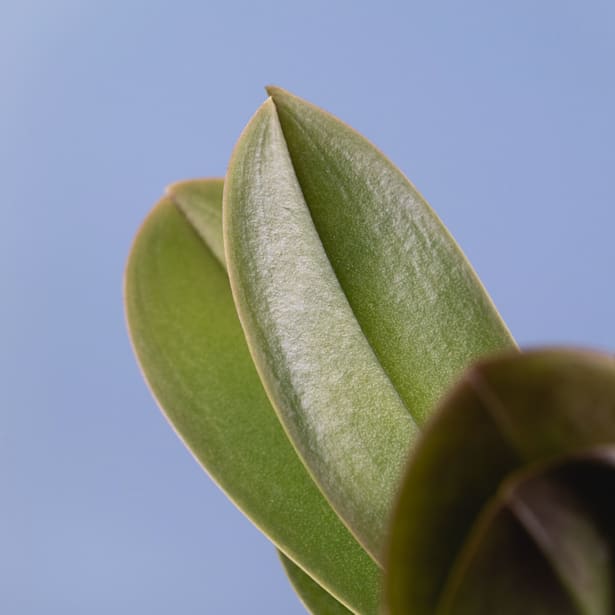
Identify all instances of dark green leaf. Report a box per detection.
[440,450,615,614]
[384,349,615,614]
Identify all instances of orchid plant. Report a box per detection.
[125,87,615,614]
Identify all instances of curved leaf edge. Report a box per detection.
[279,550,356,615]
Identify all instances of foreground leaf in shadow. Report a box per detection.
[439,450,615,614]
[384,349,615,614]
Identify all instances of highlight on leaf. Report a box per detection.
[223,86,514,561]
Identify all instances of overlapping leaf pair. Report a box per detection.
[125,88,615,614]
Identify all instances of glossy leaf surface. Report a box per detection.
[125,183,379,614]
[384,349,615,614]
[224,88,515,559]
[280,552,353,615]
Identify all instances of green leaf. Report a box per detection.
[223,87,515,560]
[279,551,354,615]
[384,349,615,615]
[438,450,615,615]
[125,182,380,614]
[167,178,225,265]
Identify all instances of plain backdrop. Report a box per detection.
[2,1,614,613]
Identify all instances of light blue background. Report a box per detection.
[3,2,614,613]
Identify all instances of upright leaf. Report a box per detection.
[125,182,380,614]
[224,88,515,559]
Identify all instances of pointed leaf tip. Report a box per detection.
[165,177,224,199]
[165,178,226,267]
[265,84,285,98]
